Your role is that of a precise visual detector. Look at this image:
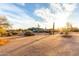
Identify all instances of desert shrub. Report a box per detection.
[62,34,72,38]
[48,31,52,35]
[12,32,18,35]
[61,27,72,38]
[0,27,7,37]
[24,30,35,36]
[6,32,13,36]
[8,31,18,36]
[72,27,79,32]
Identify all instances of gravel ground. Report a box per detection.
[0,32,79,56]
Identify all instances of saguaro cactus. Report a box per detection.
[53,22,55,35]
[37,24,40,32]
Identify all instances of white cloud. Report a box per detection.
[8,17,39,29]
[35,3,77,28]
[0,3,77,29]
[19,3,25,6]
[0,4,40,29]
[7,13,39,29]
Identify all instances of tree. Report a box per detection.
[0,16,10,36]
[65,22,73,34]
[62,22,72,37]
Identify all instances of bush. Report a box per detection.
[6,32,13,36]
[0,27,7,37]
[62,34,72,38]
[60,32,64,34]
[11,32,18,35]
[48,31,52,35]
[7,31,18,36]
[24,30,35,36]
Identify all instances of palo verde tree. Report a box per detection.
[62,22,72,37]
[65,22,72,34]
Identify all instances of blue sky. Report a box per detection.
[0,3,79,29]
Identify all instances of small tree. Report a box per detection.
[64,22,72,35]
[0,16,10,36]
[0,27,6,36]
[62,22,72,37]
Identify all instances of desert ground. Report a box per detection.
[0,32,79,56]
